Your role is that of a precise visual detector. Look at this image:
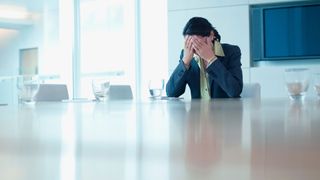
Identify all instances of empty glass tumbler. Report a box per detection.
[92,79,110,101]
[17,75,40,104]
[148,79,165,98]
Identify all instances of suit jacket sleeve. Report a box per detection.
[166,51,190,97]
[206,45,243,97]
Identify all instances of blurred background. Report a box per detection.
[0,0,320,104]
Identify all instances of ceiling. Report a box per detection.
[0,0,44,11]
[0,0,58,47]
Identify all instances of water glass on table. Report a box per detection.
[313,73,320,98]
[284,68,310,100]
[17,75,40,105]
[148,79,165,98]
[92,79,110,102]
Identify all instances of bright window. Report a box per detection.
[78,0,136,99]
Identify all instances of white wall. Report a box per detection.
[168,0,247,11]
[167,0,320,99]
[0,30,19,75]
[0,0,63,104]
[0,23,43,104]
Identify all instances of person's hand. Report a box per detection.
[183,35,194,67]
[192,36,216,64]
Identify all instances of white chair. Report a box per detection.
[241,83,261,99]
[109,85,133,100]
[35,84,69,101]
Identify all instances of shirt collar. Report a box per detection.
[214,40,225,57]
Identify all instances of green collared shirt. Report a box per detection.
[194,41,225,99]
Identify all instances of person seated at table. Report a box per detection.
[166,17,243,99]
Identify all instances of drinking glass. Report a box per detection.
[92,79,110,101]
[148,79,165,98]
[284,68,310,100]
[313,73,320,98]
[17,75,40,104]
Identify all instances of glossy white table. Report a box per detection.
[0,98,319,180]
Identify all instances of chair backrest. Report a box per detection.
[109,85,133,100]
[241,83,261,99]
[35,84,69,101]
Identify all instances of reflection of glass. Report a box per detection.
[313,73,320,98]
[148,79,164,98]
[92,79,110,101]
[285,100,310,139]
[17,75,40,104]
[284,68,310,100]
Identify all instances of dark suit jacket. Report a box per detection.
[166,43,243,98]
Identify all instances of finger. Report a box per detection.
[193,43,200,54]
[184,36,189,48]
[193,36,205,46]
[187,37,194,50]
[206,37,211,45]
[192,38,201,49]
[198,38,207,48]
[187,36,193,47]
[192,39,202,55]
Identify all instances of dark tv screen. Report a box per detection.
[263,4,320,58]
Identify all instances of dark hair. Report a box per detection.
[182,17,221,42]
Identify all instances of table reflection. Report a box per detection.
[185,102,222,169]
[251,99,320,180]
[167,100,246,180]
[1,99,320,180]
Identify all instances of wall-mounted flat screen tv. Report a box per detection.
[250,1,320,62]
